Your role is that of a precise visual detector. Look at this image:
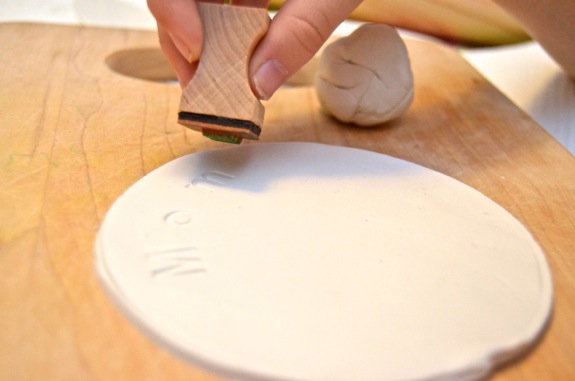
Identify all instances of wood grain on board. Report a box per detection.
[0,22,574,381]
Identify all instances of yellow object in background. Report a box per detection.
[268,0,530,46]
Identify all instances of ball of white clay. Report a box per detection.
[316,24,414,126]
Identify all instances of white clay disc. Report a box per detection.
[95,142,552,381]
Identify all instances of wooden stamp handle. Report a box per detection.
[178,3,270,142]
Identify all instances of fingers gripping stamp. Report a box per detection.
[178,3,270,144]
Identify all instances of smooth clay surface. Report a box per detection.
[316,24,414,126]
[96,143,552,381]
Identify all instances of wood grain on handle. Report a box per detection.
[178,3,270,141]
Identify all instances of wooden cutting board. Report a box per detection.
[1,22,574,381]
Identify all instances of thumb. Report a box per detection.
[249,0,362,100]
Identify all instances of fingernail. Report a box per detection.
[170,33,201,63]
[253,59,289,100]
